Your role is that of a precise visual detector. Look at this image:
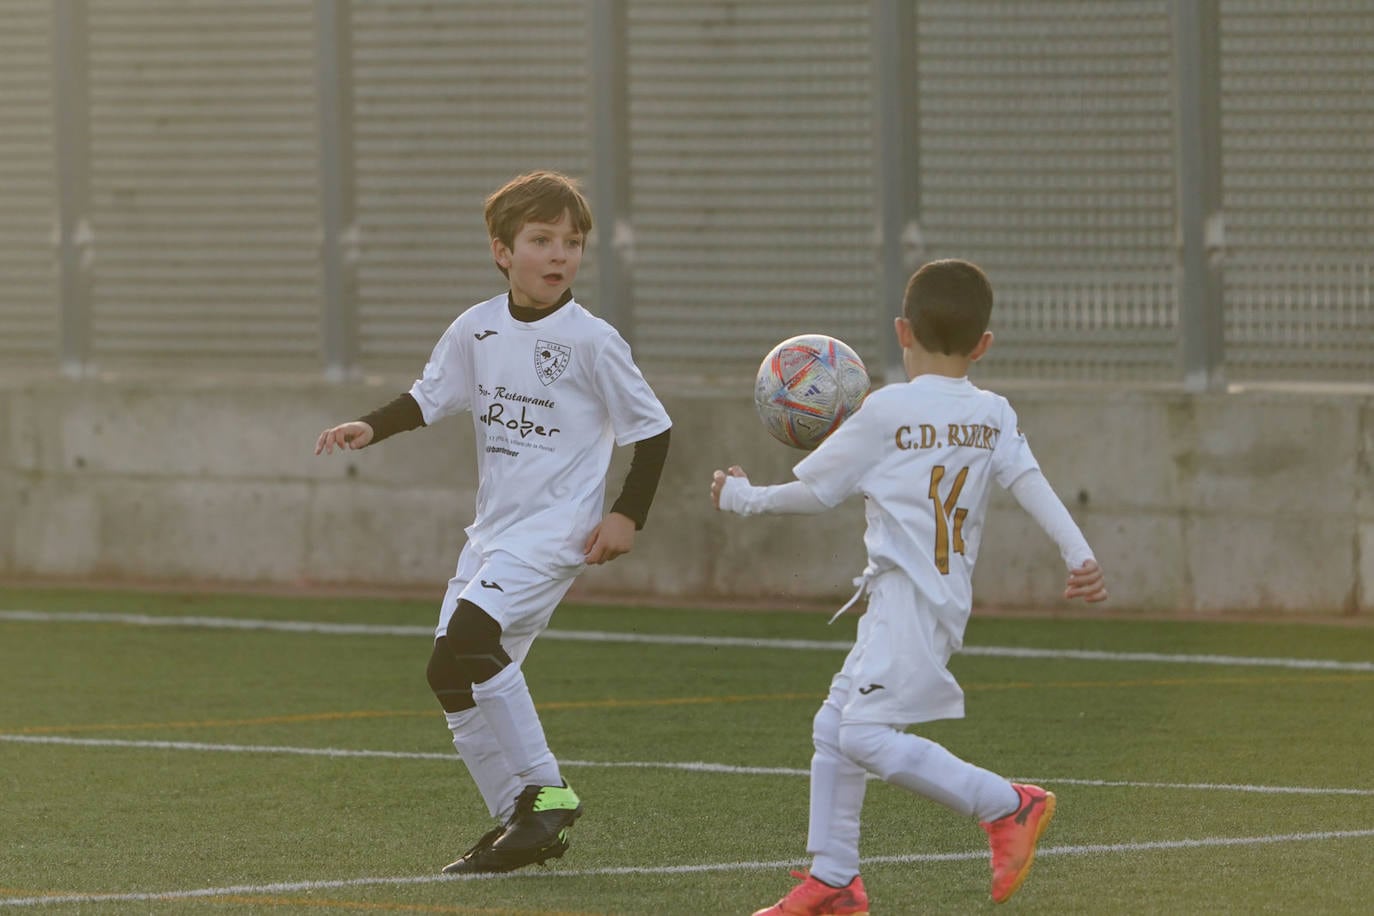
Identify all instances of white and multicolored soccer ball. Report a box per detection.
[754,334,870,450]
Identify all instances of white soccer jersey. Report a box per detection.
[795,374,1041,618]
[408,294,671,577]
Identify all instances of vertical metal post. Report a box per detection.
[1171,0,1225,391]
[53,0,93,376]
[589,0,633,342]
[872,0,922,383]
[315,0,359,381]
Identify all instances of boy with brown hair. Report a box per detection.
[712,259,1106,912]
[316,170,671,874]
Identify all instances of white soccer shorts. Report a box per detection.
[836,570,969,726]
[434,542,577,666]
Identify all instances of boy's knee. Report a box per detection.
[426,638,475,712]
[445,599,512,683]
[838,722,900,773]
[427,601,513,712]
[812,699,843,756]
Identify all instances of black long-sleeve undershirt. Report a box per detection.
[610,427,671,530]
[357,392,426,445]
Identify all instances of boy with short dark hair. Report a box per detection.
[712,259,1107,912]
[317,170,671,874]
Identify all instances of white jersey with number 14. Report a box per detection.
[794,374,1041,618]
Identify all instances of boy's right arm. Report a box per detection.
[315,421,374,455]
[314,392,427,455]
[711,467,829,515]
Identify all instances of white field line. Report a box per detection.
[2,829,1373,907]
[3,609,1374,672]
[0,734,806,776]
[4,734,1374,799]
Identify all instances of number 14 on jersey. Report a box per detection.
[929,465,969,575]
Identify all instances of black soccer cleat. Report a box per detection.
[442,782,583,875]
[489,781,582,860]
[440,822,506,875]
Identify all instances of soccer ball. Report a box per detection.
[754,334,870,450]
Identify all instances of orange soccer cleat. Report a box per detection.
[752,869,869,916]
[980,783,1057,903]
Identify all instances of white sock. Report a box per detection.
[471,663,561,788]
[804,697,867,886]
[444,708,520,821]
[808,750,867,884]
[839,722,1018,821]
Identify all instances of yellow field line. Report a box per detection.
[967,673,1374,691]
[539,691,818,710]
[9,674,1372,736]
[7,710,424,735]
[4,693,817,735]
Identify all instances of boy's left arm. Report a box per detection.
[1009,469,1109,603]
[584,428,671,565]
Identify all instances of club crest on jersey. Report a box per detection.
[535,340,571,386]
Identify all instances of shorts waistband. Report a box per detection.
[828,564,894,624]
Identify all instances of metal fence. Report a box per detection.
[1,0,1370,387]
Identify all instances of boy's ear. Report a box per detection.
[491,237,512,270]
[968,330,994,362]
[894,316,916,349]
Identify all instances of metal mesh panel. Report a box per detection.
[1221,0,1374,381]
[627,0,877,381]
[12,2,1374,384]
[916,1,1179,382]
[351,1,592,370]
[0,4,58,366]
[86,0,320,369]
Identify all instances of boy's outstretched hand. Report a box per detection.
[315,421,374,455]
[710,465,748,510]
[1064,559,1108,603]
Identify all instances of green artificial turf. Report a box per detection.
[2,586,1371,914]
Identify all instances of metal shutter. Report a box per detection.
[351,1,591,371]
[0,3,58,366]
[87,0,319,369]
[628,0,877,380]
[1221,0,1374,381]
[917,1,1179,382]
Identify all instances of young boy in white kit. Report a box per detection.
[712,259,1107,913]
[317,171,671,875]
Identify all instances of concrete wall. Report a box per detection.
[1,371,1370,616]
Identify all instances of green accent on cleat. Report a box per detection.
[530,782,581,813]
